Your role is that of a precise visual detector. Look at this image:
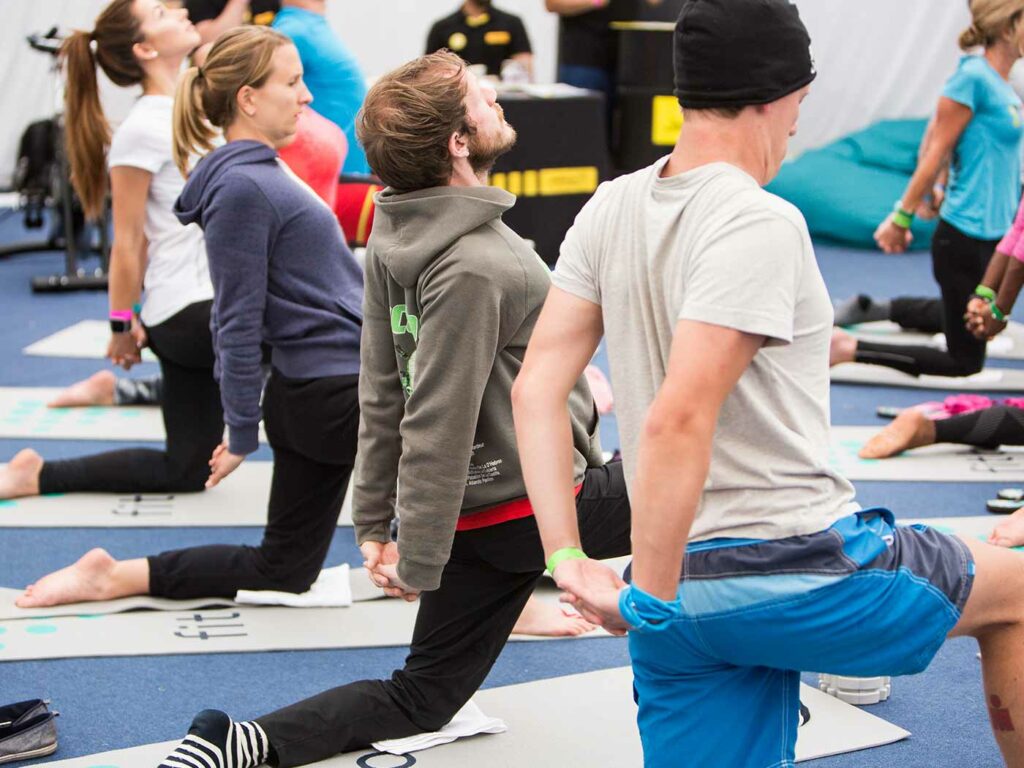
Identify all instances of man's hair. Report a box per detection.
[357,51,471,192]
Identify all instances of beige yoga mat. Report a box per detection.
[847,319,1024,361]
[830,425,1024,482]
[903,515,1010,547]
[0,386,266,442]
[0,461,354,528]
[830,363,1024,391]
[42,670,908,767]
[24,320,158,362]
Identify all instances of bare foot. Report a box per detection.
[48,370,117,408]
[990,509,1024,548]
[16,548,122,608]
[511,596,596,637]
[829,327,858,367]
[858,409,936,459]
[0,449,43,499]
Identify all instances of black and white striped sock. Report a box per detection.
[159,709,270,768]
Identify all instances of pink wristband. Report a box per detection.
[109,310,132,322]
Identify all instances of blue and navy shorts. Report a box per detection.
[627,508,975,768]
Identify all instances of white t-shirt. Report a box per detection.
[553,159,856,543]
[108,95,213,327]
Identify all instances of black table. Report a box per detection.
[490,89,611,264]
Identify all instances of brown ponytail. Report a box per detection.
[959,23,985,49]
[960,0,1024,51]
[173,67,218,177]
[172,26,291,177]
[60,0,144,220]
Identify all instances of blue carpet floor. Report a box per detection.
[0,220,1009,766]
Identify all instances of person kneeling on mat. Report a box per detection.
[513,2,1024,766]
[157,50,631,768]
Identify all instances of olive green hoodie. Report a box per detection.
[352,184,602,591]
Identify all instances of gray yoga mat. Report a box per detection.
[830,363,1024,391]
[847,320,1024,361]
[0,461,354,528]
[24,320,158,362]
[0,589,613,662]
[830,425,1024,482]
[42,670,908,767]
[0,386,266,442]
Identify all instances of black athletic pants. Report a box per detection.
[256,461,631,768]
[855,220,999,377]
[38,301,222,494]
[934,404,1024,448]
[147,370,359,598]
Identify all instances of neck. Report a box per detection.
[985,40,1019,80]
[225,121,277,151]
[462,1,488,16]
[449,157,486,187]
[664,115,773,186]
[141,55,185,97]
[282,0,325,14]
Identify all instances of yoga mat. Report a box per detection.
[829,425,1024,482]
[847,320,1024,361]
[0,589,612,662]
[903,514,1008,546]
[830,363,1024,391]
[0,566,384,621]
[0,462,354,528]
[0,387,266,442]
[42,670,908,767]
[24,320,158,362]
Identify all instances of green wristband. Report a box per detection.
[990,300,1008,323]
[891,208,914,229]
[546,546,587,575]
[975,285,997,302]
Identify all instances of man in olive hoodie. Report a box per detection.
[157,50,630,768]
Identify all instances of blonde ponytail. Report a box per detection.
[173,67,218,177]
[960,0,1024,51]
[959,23,985,49]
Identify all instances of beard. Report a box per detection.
[468,122,517,177]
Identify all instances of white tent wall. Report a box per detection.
[0,0,981,189]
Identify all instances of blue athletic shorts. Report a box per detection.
[628,508,975,768]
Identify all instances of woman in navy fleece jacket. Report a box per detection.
[9,25,363,608]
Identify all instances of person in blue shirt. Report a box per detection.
[831,0,1024,378]
[273,0,370,174]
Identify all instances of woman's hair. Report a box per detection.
[960,0,1024,50]
[356,51,470,192]
[172,25,291,176]
[61,0,145,219]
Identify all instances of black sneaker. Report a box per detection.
[0,701,58,765]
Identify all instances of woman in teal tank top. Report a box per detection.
[832,0,1024,378]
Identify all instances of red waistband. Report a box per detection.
[455,483,584,532]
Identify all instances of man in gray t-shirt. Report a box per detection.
[513,2,1024,766]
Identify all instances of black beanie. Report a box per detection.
[674,0,816,110]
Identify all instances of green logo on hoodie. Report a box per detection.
[391,305,419,341]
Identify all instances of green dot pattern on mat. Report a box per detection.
[85,764,120,768]
[0,627,6,634]
[0,643,5,651]
[78,614,105,620]
[0,500,15,508]
[25,624,58,635]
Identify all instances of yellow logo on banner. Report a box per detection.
[651,95,684,146]
[490,167,599,197]
[448,32,468,52]
[484,30,512,46]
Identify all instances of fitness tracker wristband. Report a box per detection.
[974,285,997,302]
[546,546,587,575]
[991,302,1009,323]
[110,310,132,334]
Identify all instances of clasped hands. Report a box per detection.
[550,558,630,636]
[360,540,421,602]
[965,296,1007,341]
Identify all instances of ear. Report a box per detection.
[448,129,469,160]
[236,84,257,118]
[132,41,159,62]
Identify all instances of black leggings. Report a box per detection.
[855,220,999,377]
[934,405,1024,448]
[256,461,631,768]
[147,370,359,598]
[38,301,223,494]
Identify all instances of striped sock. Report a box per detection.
[160,709,270,768]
